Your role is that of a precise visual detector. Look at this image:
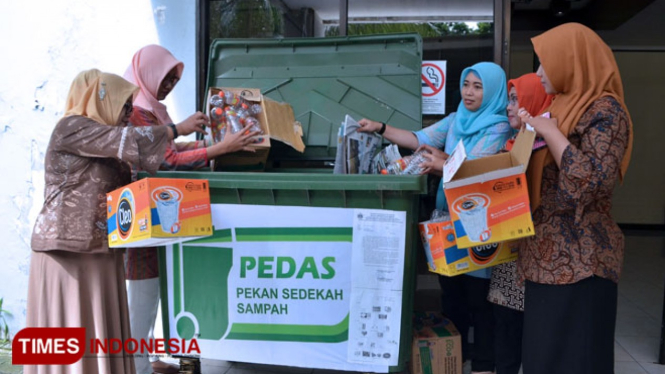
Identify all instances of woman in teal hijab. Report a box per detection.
[359,61,511,374]
[359,61,512,210]
[451,62,511,151]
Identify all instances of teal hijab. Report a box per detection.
[436,62,509,213]
[452,62,509,150]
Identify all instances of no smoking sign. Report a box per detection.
[422,63,445,96]
[421,61,447,114]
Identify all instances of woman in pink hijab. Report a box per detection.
[124,44,258,169]
[123,45,259,374]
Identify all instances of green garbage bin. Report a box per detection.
[155,34,426,373]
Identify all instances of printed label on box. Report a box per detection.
[444,173,534,249]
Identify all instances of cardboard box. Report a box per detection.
[443,128,536,248]
[206,87,306,171]
[419,219,518,276]
[107,178,213,248]
[411,312,462,374]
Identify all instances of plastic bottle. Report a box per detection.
[215,123,227,142]
[209,107,227,143]
[224,108,244,134]
[236,106,250,121]
[248,103,262,116]
[381,150,426,175]
[209,94,224,107]
[380,158,409,175]
[224,91,245,108]
[237,107,264,134]
[244,116,263,134]
[221,90,233,104]
[210,106,225,124]
[402,150,427,174]
[430,209,450,222]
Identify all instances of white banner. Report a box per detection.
[164,204,407,372]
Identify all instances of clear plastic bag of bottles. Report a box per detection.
[380,150,427,175]
[430,209,451,222]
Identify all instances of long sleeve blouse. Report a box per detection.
[130,107,209,171]
[518,97,630,284]
[31,115,170,254]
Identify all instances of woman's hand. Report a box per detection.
[517,108,558,138]
[417,144,449,176]
[176,111,209,137]
[518,107,570,168]
[357,118,382,133]
[207,123,262,158]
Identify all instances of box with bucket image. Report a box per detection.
[107,178,213,248]
[419,219,518,276]
[443,128,536,249]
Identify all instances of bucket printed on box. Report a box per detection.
[451,193,491,243]
[152,187,183,234]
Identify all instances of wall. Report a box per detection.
[611,52,665,224]
[0,0,195,339]
[508,0,665,225]
[510,50,665,224]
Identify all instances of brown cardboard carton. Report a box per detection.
[206,87,305,171]
[411,312,462,374]
[443,128,536,248]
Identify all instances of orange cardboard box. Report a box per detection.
[443,128,536,248]
[419,219,518,276]
[107,178,212,248]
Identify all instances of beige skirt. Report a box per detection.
[24,250,135,374]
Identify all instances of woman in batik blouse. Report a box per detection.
[516,23,633,374]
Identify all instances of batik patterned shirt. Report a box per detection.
[517,97,630,285]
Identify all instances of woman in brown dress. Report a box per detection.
[25,69,179,374]
[516,23,633,374]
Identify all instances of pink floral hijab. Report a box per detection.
[124,45,184,125]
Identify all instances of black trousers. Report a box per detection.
[522,277,617,374]
[439,274,495,372]
[493,304,523,374]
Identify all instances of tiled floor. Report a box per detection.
[163,231,665,374]
[613,231,665,374]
